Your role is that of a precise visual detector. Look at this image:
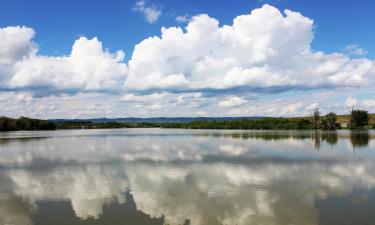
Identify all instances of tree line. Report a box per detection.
[0,108,373,131]
[54,109,373,130]
[56,121,159,129]
[0,116,56,131]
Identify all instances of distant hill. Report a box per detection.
[51,117,265,123]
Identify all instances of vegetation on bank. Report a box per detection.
[54,110,374,130]
[159,118,314,130]
[0,116,56,131]
[56,121,159,129]
[309,108,373,130]
[53,118,314,130]
[0,108,373,131]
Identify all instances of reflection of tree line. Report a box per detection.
[195,131,371,150]
[313,130,370,150]
[350,131,370,148]
[0,136,48,145]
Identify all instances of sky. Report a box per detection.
[0,0,375,119]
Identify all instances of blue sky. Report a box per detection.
[0,0,375,118]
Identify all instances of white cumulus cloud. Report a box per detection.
[125,4,375,95]
[0,26,36,86]
[0,27,128,96]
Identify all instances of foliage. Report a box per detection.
[321,112,337,130]
[2,112,373,131]
[55,118,315,130]
[0,116,56,131]
[350,109,369,128]
[56,121,159,129]
[159,118,314,130]
[313,107,321,129]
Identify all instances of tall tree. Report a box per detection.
[325,112,337,129]
[350,109,369,128]
[313,107,321,129]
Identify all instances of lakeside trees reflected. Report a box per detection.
[350,130,370,149]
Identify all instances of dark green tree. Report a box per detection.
[350,109,369,128]
[0,117,17,131]
[324,112,337,129]
[313,107,321,129]
[0,116,55,131]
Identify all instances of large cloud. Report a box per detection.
[0,26,36,86]
[0,26,36,64]
[0,26,127,96]
[125,4,375,94]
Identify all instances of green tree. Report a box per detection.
[0,116,55,131]
[350,109,369,128]
[0,117,16,131]
[313,107,321,129]
[324,112,337,129]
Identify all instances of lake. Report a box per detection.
[1,128,375,225]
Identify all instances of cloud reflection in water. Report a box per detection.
[0,129,375,225]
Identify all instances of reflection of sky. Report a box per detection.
[1,129,375,225]
[127,161,375,225]
[0,129,375,166]
[2,161,375,225]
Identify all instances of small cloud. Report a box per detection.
[133,0,162,24]
[362,99,375,108]
[345,97,358,108]
[305,102,319,111]
[175,15,189,23]
[120,93,166,103]
[280,102,303,116]
[218,96,247,107]
[344,44,367,56]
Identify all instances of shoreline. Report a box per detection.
[2,115,375,132]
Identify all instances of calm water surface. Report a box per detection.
[1,128,375,225]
